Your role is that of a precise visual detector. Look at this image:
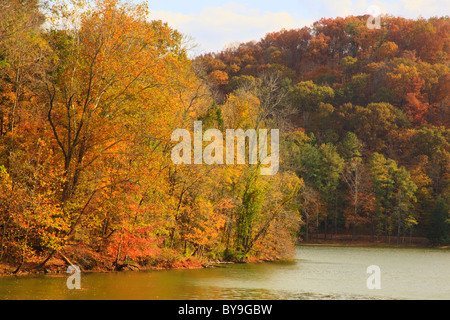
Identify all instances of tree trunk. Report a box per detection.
[114,234,123,270]
[305,212,309,241]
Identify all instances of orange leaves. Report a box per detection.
[207,70,229,87]
[0,0,208,266]
[305,33,330,64]
[375,42,399,61]
[386,63,423,101]
[177,196,227,251]
[108,225,162,262]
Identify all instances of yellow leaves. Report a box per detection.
[0,165,11,185]
[409,164,433,198]
[375,42,399,61]
[222,92,261,129]
[405,215,419,227]
[386,63,423,102]
[178,199,226,248]
[0,0,305,264]
[222,166,243,187]
[364,62,381,74]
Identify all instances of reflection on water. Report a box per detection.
[0,246,449,300]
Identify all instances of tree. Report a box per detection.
[340,133,365,239]
[233,167,301,260]
[427,197,449,246]
[353,102,410,153]
[369,153,417,243]
[289,81,335,129]
[386,61,424,109]
[374,42,399,62]
[412,126,449,196]
[297,136,345,239]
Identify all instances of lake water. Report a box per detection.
[0,246,449,300]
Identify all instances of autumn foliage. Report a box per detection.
[196,14,450,246]
[0,0,449,273]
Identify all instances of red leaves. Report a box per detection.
[404,93,429,125]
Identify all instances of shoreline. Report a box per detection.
[1,241,448,278]
[0,256,251,278]
[297,239,450,249]
[0,260,211,278]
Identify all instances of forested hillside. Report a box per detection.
[0,0,448,274]
[195,14,449,246]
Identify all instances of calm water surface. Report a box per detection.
[1,246,449,300]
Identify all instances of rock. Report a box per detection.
[78,257,96,270]
[117,263,140,272]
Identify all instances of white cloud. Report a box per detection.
[150,2,313,55]
[398,0,448,17]
[152,10,195,29]
[149,0,448,55]
[356,0,447,18]
[320,0,354,17]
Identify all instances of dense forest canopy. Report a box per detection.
[0,0,448,273]
[194,13,450,244]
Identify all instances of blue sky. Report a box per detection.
[139,0,449,54]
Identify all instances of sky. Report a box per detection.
[141,0,449,54]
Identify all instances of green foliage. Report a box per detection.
[339,132,362,160]
[235,168,265,255]
[369,153,418,240]
[200,103,224,130]
[427,197,450,245]
[289,81,335,113]
[297,139,345,222]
